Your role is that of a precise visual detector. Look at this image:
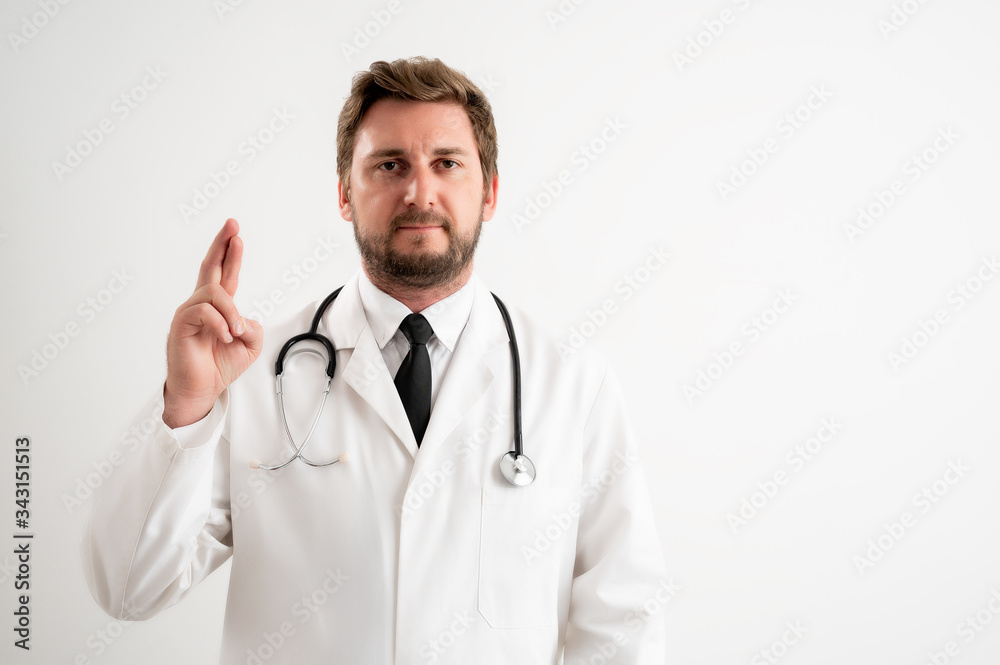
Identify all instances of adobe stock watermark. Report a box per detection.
[7,0,74,53]
[244,568,350,664]
[921,586,1000,665]
[727,417,845,533]
[397,409,509,517]
[400,462,457,518]
[625,578,680,634]
[544,0,589,30]
[877,0,931,40]
[557,245,671,359]
[214,0,250,20]
[671,0,755,73]
[0,555,17,587]
[512,116,628,233]
[852,458,970,575]
[751,621,809,665]
[51,66,168,182]
[340,0,405,62]
[61,396,161,514]
[17,268,135,385]
[244,234,342,323]
[66,601,140,663]
[683,289,798,404]
[573,577,680,665]
[716,84,833,202]
[408,611,477,664]
[886,254,997,372]
[233,462,291,521]
[843,126,958,244]
[521,448,638,563]
[469,72,501,98]
[179,107,294,224]
[452,408,509,463]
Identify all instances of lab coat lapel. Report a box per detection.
[324,274,418,457]
[343,331,419,456]
[419,277,509,454]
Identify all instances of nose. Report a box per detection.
[403,163,436,210]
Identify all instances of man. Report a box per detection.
[84,57,666,663]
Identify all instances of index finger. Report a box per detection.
[196,218,240,291]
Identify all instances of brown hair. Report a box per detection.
[337,57,498,193]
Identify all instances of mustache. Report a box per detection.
[390,209,452,230]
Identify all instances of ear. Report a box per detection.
[481,174,499,222]
[338,179,352,221]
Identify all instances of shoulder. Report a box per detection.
[478,287,634,444]
[480,283,611,397]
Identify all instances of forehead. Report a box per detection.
[353,99,477,156]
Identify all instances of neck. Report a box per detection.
[363,262,473,313]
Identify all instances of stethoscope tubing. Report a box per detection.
[253,285,534,486]
[490,293,523,460]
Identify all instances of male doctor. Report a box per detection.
[83,57,667,663]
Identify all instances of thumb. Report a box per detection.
[236,317,264,355]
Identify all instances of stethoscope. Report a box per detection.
[248,286,536,487]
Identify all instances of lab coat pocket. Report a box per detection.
[478,486,573,629]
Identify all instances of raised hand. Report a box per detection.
[163,218,263,428]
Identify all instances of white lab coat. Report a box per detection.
[83,271,666,664]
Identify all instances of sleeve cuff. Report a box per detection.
[164,390,229,452]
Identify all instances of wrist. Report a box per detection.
[162,384,217,429]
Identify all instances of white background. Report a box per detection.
[1,0,999,663]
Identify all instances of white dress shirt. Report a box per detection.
[357,270,475,410]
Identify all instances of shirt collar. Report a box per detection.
[357,270,475,352]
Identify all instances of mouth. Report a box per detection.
[391,210,451,233]
[396,224,444,232]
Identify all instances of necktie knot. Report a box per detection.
[399,313,433,346]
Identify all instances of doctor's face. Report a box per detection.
[338,99,499,289]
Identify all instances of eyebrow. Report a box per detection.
[363,146,470,160]
[432,147,469,157]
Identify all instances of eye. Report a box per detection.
[439,159,459,169]
[378,161,401,171]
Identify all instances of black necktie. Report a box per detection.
[394,313,433,445]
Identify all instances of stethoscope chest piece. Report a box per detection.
[499,451,535,487]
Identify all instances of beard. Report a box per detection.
[352,205,483,289]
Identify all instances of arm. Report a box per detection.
[564,366,668,663]
[82,394,233,620]
[82,219,262,619]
